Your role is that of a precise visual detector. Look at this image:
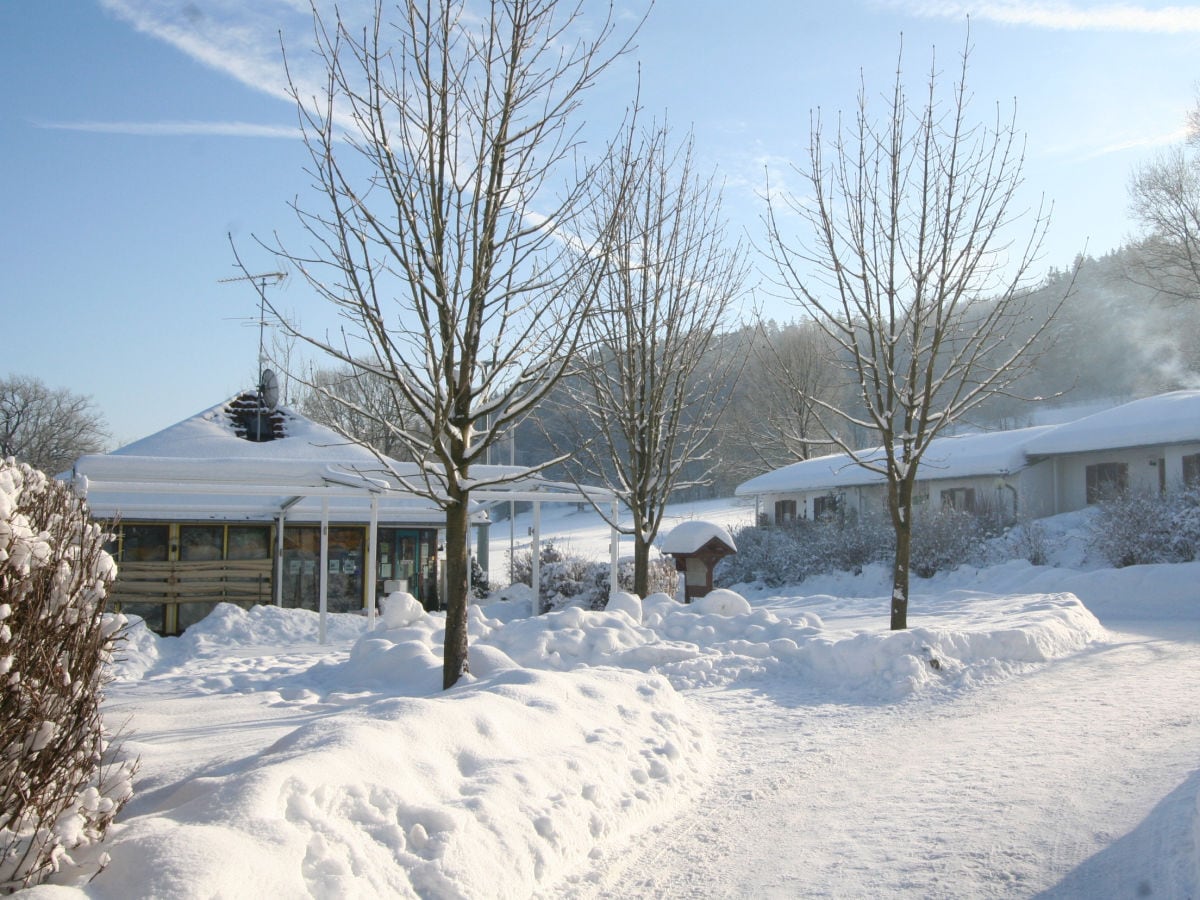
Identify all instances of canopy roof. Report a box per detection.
[72,394,612,523]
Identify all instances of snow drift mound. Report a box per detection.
[89,666,711,899]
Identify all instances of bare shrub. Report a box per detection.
[0,460,135,891]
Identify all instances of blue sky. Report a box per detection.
[2,1,1197,446]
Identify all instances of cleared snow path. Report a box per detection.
[556,619,1200,899]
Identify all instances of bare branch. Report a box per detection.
[762,34,1065,630]
[256,0,643,687]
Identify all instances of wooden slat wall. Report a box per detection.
[112,559,273,606]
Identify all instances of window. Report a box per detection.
[282,526,365,614]
[812,494,839,520]
[774,499,797,525]
[113,525,169,633]
[940,487,976,512]
[180,525,224,561]
[120,524,169,562]
[1184,453,1200,486]
[1086,462,1128,504]
[227,525,271,561]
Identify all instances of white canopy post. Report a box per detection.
[274,511,286,607]
[366,494,378,630]
[610,498,620,598]
[319,497,329,644]
[531,500,541,612]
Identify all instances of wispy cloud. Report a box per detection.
[98,0,317,103]
[35,119,301,139]
[1059,126,1190,159]
[891,1,1200,33]
[95,0,376,139]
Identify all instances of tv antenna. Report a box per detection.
[218,269,286,406]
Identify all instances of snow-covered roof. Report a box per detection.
[110,396,373,462]
[72,395,611,522]
[660,520,737,554]
[735,425,1057,497]
[1022,390,1200,456]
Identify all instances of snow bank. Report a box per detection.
[79,666,708,899]
[604,590,642,622]
[72,532,1136,897]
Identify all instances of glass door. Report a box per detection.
[282,525,366,614]
[377,528,438,610]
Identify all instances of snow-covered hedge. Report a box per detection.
[0,460,135,892]
[1090,485,1200,567]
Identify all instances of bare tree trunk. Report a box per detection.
[889,480,913,631]
[442,489,471,688]
[632,534,651,598]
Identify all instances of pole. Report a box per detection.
[319,498,329,644]
[509,428,516,583]
[532,501,541,612]
[274,512,286,607]
[367,495,379,630]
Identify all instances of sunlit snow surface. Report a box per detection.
[22,502,1200,899]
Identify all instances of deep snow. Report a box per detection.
[19,500,1200,898]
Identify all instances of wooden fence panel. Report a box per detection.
[112,559,273,606]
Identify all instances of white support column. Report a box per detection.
[319,498,329,644]
[531,501,541,611]
[366,495,379,630]
[274,512,286,607]
[609,498,620,597]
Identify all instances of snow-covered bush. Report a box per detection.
[808,510,892,575]
[511,541,675,612]
[716,521,812,587]
[469,556,490,598]
[909,506,987,578]
[1168,484,1200,562]
[719,504,995,587]
[1001,518,1050,566]
[0,460,135,892]
[1090,485,1200,567]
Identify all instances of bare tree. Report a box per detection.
[1128,101,1200,305]
[0,376,108,475]
[763,39,1064,630]
[267,0,637,687]
[550,120,747,595]
[737,320,838,469]
[298,364,421,462]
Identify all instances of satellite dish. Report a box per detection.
[259,368,280,410]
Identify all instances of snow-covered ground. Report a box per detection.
[22,500,1200,898]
